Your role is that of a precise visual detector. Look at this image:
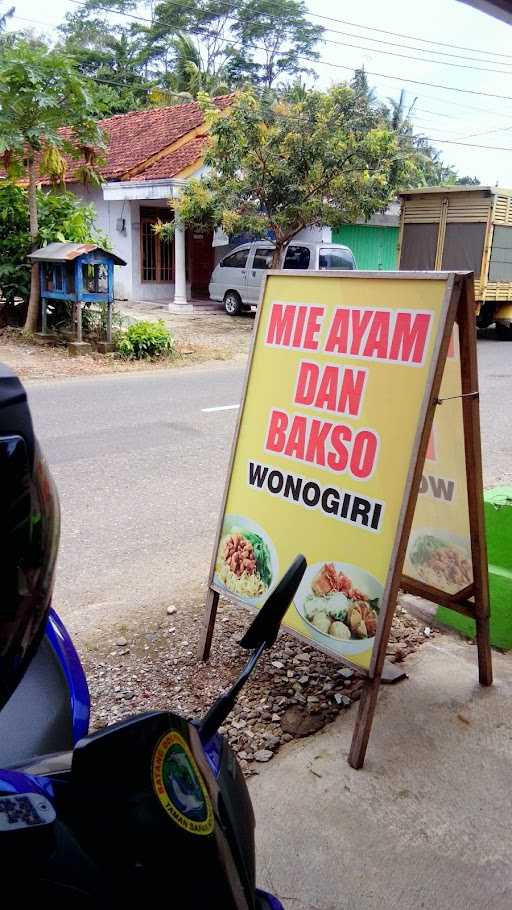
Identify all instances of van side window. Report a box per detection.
[253,248,274,269]
[283,246,310,269]
[319,250,355,270]
[221,249,249,268]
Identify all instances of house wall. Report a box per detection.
[332,224,399,270]
[73,186,186,303]
[130,200,187,303]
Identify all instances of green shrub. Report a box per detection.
[0,182,110,324]
[116,319,175,360]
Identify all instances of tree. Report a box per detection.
[0,39,105,332]
[0,3,14,31]
[58,13,151,115]
[150,33,231,103]
[229,0,323,88]
[350,68,380,108]
[380,88,482,187]
[143,0,239,85]
[454,175,481,186]
[158,87,408,267]
[139,0,324,94]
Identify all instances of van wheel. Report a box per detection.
[224,291,242,316]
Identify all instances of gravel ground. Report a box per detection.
[80,594,433,776]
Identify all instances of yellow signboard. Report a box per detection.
[210,272,454,671]
[405,325,473,594]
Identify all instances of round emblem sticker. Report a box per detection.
[152,731,214,836]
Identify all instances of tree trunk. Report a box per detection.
[23,155,40,334]
[271,244,283,269]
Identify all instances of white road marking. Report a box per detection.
[201,403,240,413]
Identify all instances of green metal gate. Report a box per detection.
[332,224,398,270]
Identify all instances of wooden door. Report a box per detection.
[187,229,214,298]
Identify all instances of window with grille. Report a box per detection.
[140,208,174,282]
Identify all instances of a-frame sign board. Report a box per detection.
[199,271,491,769]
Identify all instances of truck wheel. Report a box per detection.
[476,302,495,329]
[496,322,512,341]
[224,290,242,316]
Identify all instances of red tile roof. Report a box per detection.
[27,95,233,185]
[136,136,209,180]
[98,98,230,180]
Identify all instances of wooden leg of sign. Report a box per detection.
[197,588,219,662]
[458,275,493,689]
[348,676,381,769]
[349,276,463,769]
[476,615,493,686]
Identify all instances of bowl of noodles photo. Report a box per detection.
[294,561,383,656]
[405,529,472,595]
[214,515,278,606]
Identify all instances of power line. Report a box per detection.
[440,123,512,141]
[402,90,510,118]
[11,14,60,30]
[311,60,512,103]
[412,120,469,136]
[67,0,512,64]
[415,108,466,120]
[305,10,512,61]
[421,136,512,151]
[64,0,512,103]
[11,10,512,150]
[319,23,512,69]
[63,0,512,73]
[318,33,512,77]
[11,0,512,130]
[9,14,153,92]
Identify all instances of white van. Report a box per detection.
[209,240,356,315]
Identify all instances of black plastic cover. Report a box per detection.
[0,364,35,467]
[72,711,254,909]
[0,364,60,710]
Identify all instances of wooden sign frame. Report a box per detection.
[199,271,492,770]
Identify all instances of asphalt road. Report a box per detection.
[26,337,512,635]
[27,363,243,636]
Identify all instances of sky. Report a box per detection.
[6,0,512,186]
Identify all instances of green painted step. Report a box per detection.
[437,487,512,649]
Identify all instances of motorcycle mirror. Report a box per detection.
[239,554,307,650]
[198,555,307,744]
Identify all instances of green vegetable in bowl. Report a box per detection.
[410,534,445,566]
[244,531,272,587]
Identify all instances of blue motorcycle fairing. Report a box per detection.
[45,609,90,745]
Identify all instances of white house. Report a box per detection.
[54,97,398,311]
[52,96,328,313]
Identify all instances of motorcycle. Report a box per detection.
[0,361,306,907]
